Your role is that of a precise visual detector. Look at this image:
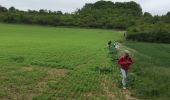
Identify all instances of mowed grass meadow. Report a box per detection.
[0,23,125,99]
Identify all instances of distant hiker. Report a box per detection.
[124,32,127,41]
[108,40,112,48]
[118,50,134,90]
[113,42,120,50]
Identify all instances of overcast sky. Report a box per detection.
[0,0,170,15]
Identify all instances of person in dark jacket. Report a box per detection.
[108,40,112,48]
[118,50,134,89]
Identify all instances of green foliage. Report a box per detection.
[0,1,142,30]
[127,23,170,43]
[143,12,152,17]
[0,5,8,12]
[9,7,16,12]
[76,1,142,29]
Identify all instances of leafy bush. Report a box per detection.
[127,23,170,43]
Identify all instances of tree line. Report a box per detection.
[0,1,170,43]
[127,12,170,43]
[0,1,142,29]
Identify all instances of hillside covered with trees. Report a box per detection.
[0,1,142,29]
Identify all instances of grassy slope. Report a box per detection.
[0,23,124,99]
[125,42,170,100]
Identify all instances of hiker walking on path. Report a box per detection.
[108,40,112,48]
[113,42,120,50]
[118,50,134,90]
[124,32,127,41]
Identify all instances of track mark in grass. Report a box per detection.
[47,69,68,79]
[0,65,51,100]
[123,90,139,100]
[35,69,103,99]
[21,66,33,72]
[101,75,115,99]
[11,56,25,63]
[36,68,69,92]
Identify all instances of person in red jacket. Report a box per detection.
[118,50,134,90]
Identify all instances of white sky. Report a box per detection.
[0,0,170,15]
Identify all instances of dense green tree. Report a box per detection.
[75,1,142,29]
[9,7,16,12]
[39,9,48,14]
[143,12,152,17]
[0,5,8,12]
[161,12,170,23]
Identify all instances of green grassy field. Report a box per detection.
[0,23,125,99]
[125,42,170,100]
[2,23,169,100]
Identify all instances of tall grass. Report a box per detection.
[125,42,170,100]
